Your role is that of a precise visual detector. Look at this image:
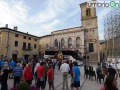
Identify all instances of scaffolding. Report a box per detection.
[104,8,120,62]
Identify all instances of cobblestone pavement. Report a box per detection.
[0,65,120,90]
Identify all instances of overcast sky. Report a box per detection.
[0,0,115,40]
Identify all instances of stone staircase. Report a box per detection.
[85,52,98,64]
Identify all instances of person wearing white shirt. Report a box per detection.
[38,58,40,62]
[39,59,42,64]
[60,60,70,89]
[54,58,57,63]
[34,60,40,85]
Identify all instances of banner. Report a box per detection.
[58,51,63,60]
[64,41,65,49]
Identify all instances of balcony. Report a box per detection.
[22,46,32,50]
[47,45,86,50]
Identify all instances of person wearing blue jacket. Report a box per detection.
[8,60,12,79]
[10,60,16,79]
[0,59,1,71]
[1,59,4,70]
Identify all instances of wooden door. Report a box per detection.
[33,55,36,59]
[24,55,28,60]
[12,54,17,59]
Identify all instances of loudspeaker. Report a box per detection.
[84,56,86,59]
[87,56,89,59]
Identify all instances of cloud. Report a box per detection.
[0,0,29,27]
[28,0,81,35]
[29,0,80,24]
[99,33,104,40]
[29,8,56,24]
[62,8,80,22]
[30,30,42,36]
[40,19,60,32]
[97,8,112,20]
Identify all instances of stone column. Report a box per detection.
[7,37,11,60]
[58,38,61,49]
[72,36,75,48]
[65,38,68,48]
[82,30,85,53]
[82,31,84,46]
[52,35,54,47]
[53,40,55,47]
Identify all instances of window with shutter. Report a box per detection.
[15,34,19,37]
[15,41,18,47]
[34,44,36,49]
[89,43,94,52]
[86,8,91,17]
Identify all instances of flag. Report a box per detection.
[55,52,58,59]
[64,41,65,49]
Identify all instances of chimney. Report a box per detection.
[5,24,8,28]
[27,32,28,34]
[14,26,18,31]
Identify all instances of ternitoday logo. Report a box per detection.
[87,1,119,8]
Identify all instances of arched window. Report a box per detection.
[61,39,65,48]
[68,38,72,48]
[55,39,58,48]
[76,37,80,48]
[86,8,91,16]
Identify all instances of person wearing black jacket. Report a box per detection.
[0,65,9,90]
[58,59,61,71]
[107,65,118,80]
[69,60,73,76]
[75,60,78,66]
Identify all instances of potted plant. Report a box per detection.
[10,82,39,90]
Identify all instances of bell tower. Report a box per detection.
[80,1,98,29]
[80,0,100,62]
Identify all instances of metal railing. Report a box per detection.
[22,46,32,50]
[48,45,86,50]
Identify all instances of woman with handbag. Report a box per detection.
[22,62,33,85]
[100,76,118,90]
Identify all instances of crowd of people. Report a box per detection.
[0,58,80,90]
[0,58,119,90]
[100,60,119,90]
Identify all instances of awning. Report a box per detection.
[32,52,38,55]
[23,51,30,55]
[12,50,18,54]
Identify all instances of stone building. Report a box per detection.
[40,1,100,62]
[0,25,39,60]
[39,35,51,57]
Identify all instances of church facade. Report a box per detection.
[44,1,100,62]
